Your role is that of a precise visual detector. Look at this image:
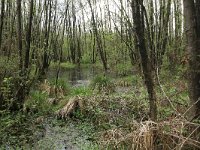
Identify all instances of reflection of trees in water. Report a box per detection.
[49,66,117,85]
[69,66,82,82]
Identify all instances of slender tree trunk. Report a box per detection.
[17,0,23,71]
[40,0,52,77]
[16,0,25,110]
[131,0,157,121]
[0,0,5,51]
[24,0,34,69]
[88,0,108,71]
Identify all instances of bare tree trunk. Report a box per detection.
[88,0,108,71]
[16,0,25,110]
[17,0,23,71]
[184,0,200,119]
[39,0,52,77]
[24,0,34,69]
[0,0,5,51]
[131,0,157,121]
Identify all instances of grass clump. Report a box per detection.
[24,91,52,115]
[49,79,71,94]
[115,75,141,87]
[99,118,200,150]
[90,75,115,93]
[70,87,92,96]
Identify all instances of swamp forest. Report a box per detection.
[0,0,200,149]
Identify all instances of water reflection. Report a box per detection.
[48,66,102,87]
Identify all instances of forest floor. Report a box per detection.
[1,63,200,149]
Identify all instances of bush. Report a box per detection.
[0,56,22,111]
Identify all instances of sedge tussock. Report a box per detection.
[100,118,200,150]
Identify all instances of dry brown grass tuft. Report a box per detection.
[39,79,51,94]
[39,79,65,99]
[56,94,148,123]
[55,94,200,149]
[56,96,83,119]
[99,118,200,150]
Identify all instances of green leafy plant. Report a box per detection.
[1,77,15,110]
[24,90,52,115]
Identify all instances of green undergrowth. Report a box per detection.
[80,62,103,69]
[64,89,196,149]
[1,66,198,149]
[24,91,54,115]
[114,62,133,76]
[54,71,195,149]
[70,86,92,96]
[0,111,44,148]
[49,78,71,93]
[155,68,189,120]
[115,75,142,87]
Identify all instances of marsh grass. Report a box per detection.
[55,72,200,150]
[90,75,115,93]
[24,90,53,115]
[50,62,76,69]
[99,118,200,150]
[2,64,199,149]
[70,87,92,96]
